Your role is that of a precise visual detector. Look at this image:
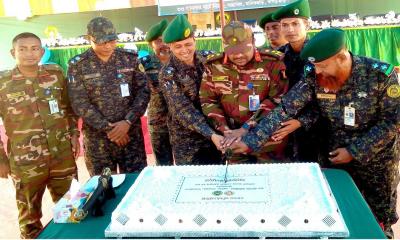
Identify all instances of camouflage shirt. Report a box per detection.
[67,48,150,133]
[159,52,217,163]
[0,65,79,165]
[243,54,400,164]
[140,54,168,128]
[200,49,288,132]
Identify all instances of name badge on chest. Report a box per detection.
[120,83,130,97]
[344,102,355,126]
[49,99,60,114]
[248,83,260,112]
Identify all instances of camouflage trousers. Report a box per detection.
[333,158,399,230]
[149,126,173,166]
[83,127,147,176]
[10,156,77,239]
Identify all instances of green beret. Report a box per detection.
[300,28,346,62]
[145,19,168,42]
[259,12,277,29]
[162,15,193,44]
[272,0,310,20]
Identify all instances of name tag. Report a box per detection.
[118,68,134,73]
[250,74,269,81]
[49,99,60,114]
[344,104,355,126]
[6,91,25,99]
[317,93,336,100]
[120,83,130,97]
[212,76,229,82]
[83,73,101,80]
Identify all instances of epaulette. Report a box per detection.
[118,48,138,57]
[0,70,12,80]
[303,63,315,76]
[206,52,224,63]
[370,60,395,77]
[68,53,85,65]
[258,48,284,61]
[139,55,152,69]
[197,50,215,58]
[42,63,63,72]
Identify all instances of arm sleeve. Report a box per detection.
[67,62,110,132]
[160,70,216,139]
[59,70,80,136]
[124,59,150,123]
[242,79,314,151]
[295,102,320,130]
[346,72,400,162]
[252,62,289,123]
[0,102,8,164]
[199,67,229,132]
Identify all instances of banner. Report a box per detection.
[157,0,294,16]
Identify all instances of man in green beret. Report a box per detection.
[141,19,173,165]
[228,28,400,237]
[159,14,223,164]
[259,11,287,50]
[200,21,289,163]
[271,0,329,165]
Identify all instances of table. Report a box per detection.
[37,169,385,239]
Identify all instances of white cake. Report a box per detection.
[105,163,349,238]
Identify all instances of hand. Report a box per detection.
[223,127,248,139]
[230,140,250,154]
[70,133,81,160]
[0,162,10,178]
[221,136,241,150]
[114,134,131,147]
[211,134,225,151]
[271,119,301,141]
[107,121,131,142]
[329,148,354,164]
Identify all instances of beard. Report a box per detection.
[316,71,348,91]
[158,46,170,57]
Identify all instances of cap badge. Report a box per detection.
[184,28,191,38]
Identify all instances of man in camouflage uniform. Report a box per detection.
[68,17,149,175]
[142,19,173,165]
[159,14,223,165]
[271,0,329,163]
[200,21,288,163]
[258,11,287,50]
[230,28,400,237]
[0,32,78,238]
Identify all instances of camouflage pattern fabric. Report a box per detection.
[279,42,329,163]
[159,53,221,165]
[242,54,400,227]
[140,54,173,165]
[86,17,118,44]
[0,65,78,238]
[200,49,289,163]
[68,48,149,175]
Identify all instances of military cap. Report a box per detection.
[300,28,346,63]
[222,21,254,55]
[87,17,118,44]
[259,12,278,29]
[145,19,168,42]
[272,0,310,20]
[162,15,193,43]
